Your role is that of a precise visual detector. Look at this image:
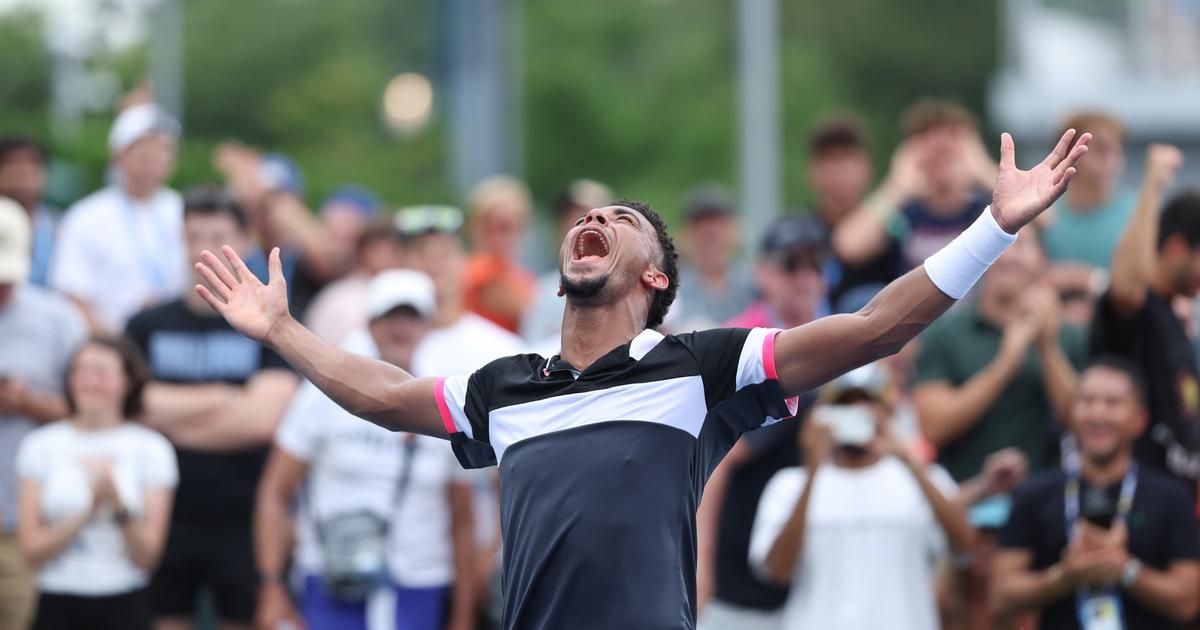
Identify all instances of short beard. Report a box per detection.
[560,272,609,303]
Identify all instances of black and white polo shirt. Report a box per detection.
[434,327,798,630]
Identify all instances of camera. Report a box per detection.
[815,405,877,447]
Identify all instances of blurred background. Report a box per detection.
[4,2,1200,630]
[4,0,1194,233]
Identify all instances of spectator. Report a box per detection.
[726,215,828,329]
[315,184,381,277]
[695,216,827,629]
[0,199,87,630]
[16,336,177,630]
[304,219,405,344]
[0,136,56,287]
[462,176,535,333]
[256,270,476,630]
[672,185,755,331]
[914,228,1086,481]
[1040,112,1134,323]
[397,205,525,375]
[214,143,337,319]
[833,99,995,273]
[395,204,523,623]
[951,448,1030,630]
[51,103,185,332]
[124,186,299,630]
[805,115,903,313]
[521,179,612,346]
[991,358,1200,629]
[1092,144,1200,491]
[748,363,971,630]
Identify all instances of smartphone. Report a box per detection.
[1083,507,1116,529]
[815,405,876,447]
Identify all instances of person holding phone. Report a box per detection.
[991,358,1200,629]
[747,363,972,630]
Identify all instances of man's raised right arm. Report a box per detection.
[194,245,447,438]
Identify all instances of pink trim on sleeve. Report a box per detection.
[765,330,800,418]
[434,377,458,435]
[763,330,781,380]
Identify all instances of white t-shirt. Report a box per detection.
[748,457,957,630]
[410,312,523,549]
[304,272,371,345]
[278,331,473,588]
[51,186,185,331]
[16,421,178,596]
[412,312,524,378]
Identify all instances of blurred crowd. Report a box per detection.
[1,93,1200,630]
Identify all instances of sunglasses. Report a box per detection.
[776,248,826,273]
[394,205,464,238]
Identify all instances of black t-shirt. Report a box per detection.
[998,468,1200,630]
[125,299,291,526]
[1090,291,1200,488]
[713,394,815,610]
[826,240,904,315]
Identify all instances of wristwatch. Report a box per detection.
[259,572,284,586]
[1120,558,1143,589]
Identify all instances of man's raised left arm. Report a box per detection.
[773,130,1091,397]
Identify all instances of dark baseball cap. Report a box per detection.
[759,215,829,270]
[683,185,735,221]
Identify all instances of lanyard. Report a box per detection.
[119,192,171,294]
[1065,462,1138,537]
[1066,462,1138,630]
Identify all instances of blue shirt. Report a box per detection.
[28,204,57,288]
[1042,190,1136,270]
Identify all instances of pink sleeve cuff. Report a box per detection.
[434,377,458,435]
[764,330,800,418]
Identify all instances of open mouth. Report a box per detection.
[1082,425,1115,442]
[572,228,611,263]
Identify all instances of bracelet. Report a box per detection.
[1088,268,1110,295]
[865,193,896,222]
[259,572,284,585]
[1120,558,1142,589]
[1045,563,1064,587]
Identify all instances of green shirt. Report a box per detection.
[915,303,1088,481]
[1041,190,1136,270]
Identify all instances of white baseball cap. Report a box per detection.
[821,362,891,403]
[366,269,436,321]
[0,197,31,284]
[108,103,181,155]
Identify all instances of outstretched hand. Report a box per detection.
[194,246,291,344]
[991,129,1092,234]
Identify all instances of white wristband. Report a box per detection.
[923,207,1017,300]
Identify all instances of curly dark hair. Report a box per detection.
[614,198,679,330]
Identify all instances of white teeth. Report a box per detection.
[574,228,609,259]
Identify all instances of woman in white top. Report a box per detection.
[17,336,177,630]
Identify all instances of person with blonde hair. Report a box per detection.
[462,175,535,333]
[1039,111,1135,322]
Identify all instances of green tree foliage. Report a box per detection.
[0,0,998,224]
